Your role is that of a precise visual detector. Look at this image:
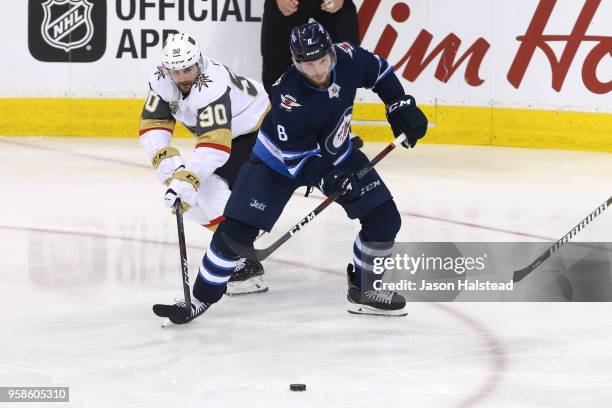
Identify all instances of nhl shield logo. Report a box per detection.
[41,0,94,52]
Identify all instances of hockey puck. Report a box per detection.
[289,384,306,392]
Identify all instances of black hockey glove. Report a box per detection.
[319,169,360,203]
[386,95,428,148]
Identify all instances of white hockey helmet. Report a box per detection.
[161,33,206,72]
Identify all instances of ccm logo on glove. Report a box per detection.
[386,95,428,148]
[387,98,412,114]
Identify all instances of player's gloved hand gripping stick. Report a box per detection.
[223,133,408,261]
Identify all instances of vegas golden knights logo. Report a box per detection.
[41,0,94,52]
[169,101,179,115]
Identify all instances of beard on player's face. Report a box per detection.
[169,64,200,93]
[297,54,333,87]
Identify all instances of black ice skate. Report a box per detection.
[153,297,210,325]
[346,264,407,316]
[225,259,269,296]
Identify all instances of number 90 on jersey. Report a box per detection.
[199,104,228,128]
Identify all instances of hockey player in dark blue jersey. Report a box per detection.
[153,21,428,324]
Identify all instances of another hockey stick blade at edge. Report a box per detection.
[512,195,611,283]
[513,256,546,283]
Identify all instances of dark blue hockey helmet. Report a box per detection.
[289,20,336,64]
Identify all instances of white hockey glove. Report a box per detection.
[164,170,201,212]
[151,146,185,185]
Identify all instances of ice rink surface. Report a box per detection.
[1,136,611,407]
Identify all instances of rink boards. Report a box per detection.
[1,98,611,152]
[0,0,610,151]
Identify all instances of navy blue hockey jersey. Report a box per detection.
[252,42,393,182]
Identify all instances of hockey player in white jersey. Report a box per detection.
[139,33,270,296]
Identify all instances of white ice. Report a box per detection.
[0,137,611,408]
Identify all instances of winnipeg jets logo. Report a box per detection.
[193,74,213,91]
[336,42,354,58]
[41,0,94,52]
[280,94,301,111]
[324,108,352,154]
[250,199,267,211]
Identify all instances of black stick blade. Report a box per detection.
[222,232,271,262]
[152,303,190,319]
[513,265,534,283]
[513,252,548,282]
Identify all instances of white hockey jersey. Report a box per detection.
[139,59,270,188]
[140,59,269,142]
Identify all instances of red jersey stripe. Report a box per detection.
[203,215,225,227]
[196,143,231,154]
[139,127,173,136]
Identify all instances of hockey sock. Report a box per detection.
[352,200,402,289]
[193,242,240,304]
[352,232,394,290]
[193,218,260,303]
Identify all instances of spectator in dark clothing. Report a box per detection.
[261,0,364,147]
[261,0,360,93]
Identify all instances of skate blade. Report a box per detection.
[160,316,195,327]
[225,287,269,297]
[347,302,408,317]
[225,276,269,296]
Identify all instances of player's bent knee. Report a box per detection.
[360,200,402,242]
[212,217,260,258]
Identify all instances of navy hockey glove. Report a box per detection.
[319,169,360,203]
[386,95,428,148]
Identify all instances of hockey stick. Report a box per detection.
[513,195,612,283]
[222,133,407,262]
[174,200,192,315]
